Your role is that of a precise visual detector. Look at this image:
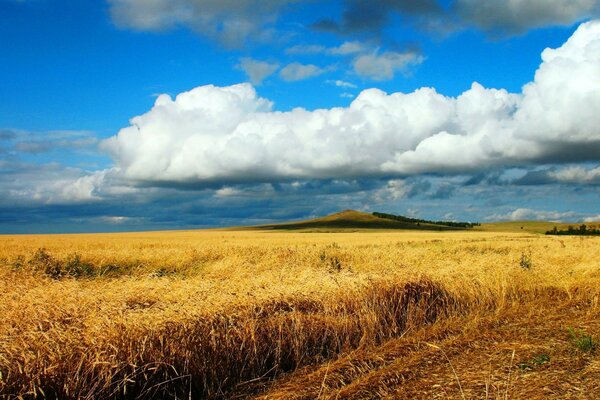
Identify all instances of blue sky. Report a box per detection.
[1,0,600,233]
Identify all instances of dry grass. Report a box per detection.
[0,230,599,398]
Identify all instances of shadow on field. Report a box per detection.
[3,280,463,399]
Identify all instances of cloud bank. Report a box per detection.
[103,21,600,186]
[108,0,600,52]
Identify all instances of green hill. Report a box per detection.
[241,210,465,232]
[235,211,596,234]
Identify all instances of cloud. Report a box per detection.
[429,183,456,200]
[286,41,367,56]
[107,0,600,52]
[516,165,600,186]
[108,0,294,47]
[279,62,329,81]
[310,0,600,41]
[455,0,600,34]
[0,129,100,156]
[327,79,357,89]
[14,137,98,154]
[215,186,243,197]
[0,129,17,140]
[487,208,577,222]
[584,214,600,222]
[102,21,600,187]
[373,179,432,202]
[99,216,133,224]
[313,0,443,36]
[329,41,368,55]
[287,42,423,82]
[0,159,142,207]
[549,165,600,183]
[0,163,101,205]
[238,57,279,85]
[512,169,554,186]
[285,44,327,55]
[352,50,424,80]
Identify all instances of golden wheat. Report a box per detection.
[0,230,598,398]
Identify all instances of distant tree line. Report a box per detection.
[372,212,480,229]
[546,225,600,236]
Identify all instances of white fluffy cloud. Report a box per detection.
[103,21,600,186]
[456,0,600,33]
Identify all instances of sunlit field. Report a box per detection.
[1,229,599,399]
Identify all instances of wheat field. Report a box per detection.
[0,229,599,399]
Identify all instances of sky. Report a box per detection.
[1,0,600,233]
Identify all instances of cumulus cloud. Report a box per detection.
[353,50,424,80]
[238,57,279,85]
[108,0,294,47]
[279,62,329,81]
[455,0,600,34]
[103,21,600,187]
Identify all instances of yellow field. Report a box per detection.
[0,230,599,399]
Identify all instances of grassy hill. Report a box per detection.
[241,210,464,232]
[235,209,597,234]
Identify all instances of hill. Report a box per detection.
[233,210,595,234]
[241,210,465,231]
